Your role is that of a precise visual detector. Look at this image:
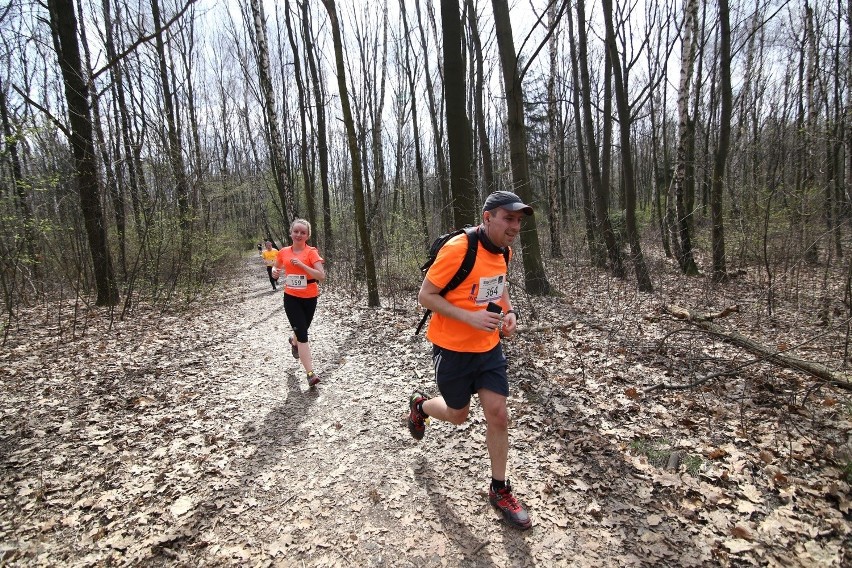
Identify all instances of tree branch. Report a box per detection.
[12,84,71,139]
[90,0,197,83]
[518,0,570,83]
[653,304,852,391]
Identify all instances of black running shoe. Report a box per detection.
[489,482,532,530]
[307,372,320,387]
[289,338,299,359]
[407,391,427,440]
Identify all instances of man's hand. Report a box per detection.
[467,309,503,332]
[500,312,517,338]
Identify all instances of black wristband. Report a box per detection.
[506,309,518,320]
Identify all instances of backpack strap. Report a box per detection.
[437,227,479,296]
[415,229,478,335]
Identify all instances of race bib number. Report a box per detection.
[285,274,307,289]
[475,275,505,304]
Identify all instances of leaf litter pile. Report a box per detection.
[1,257,850,567]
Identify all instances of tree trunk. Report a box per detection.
[491,0,550,295]
[576,0,622,276]
[370,9,390,230]
[846,0,852,242]
[660,305,852,390]
[102,0,146,243]
[545,2,563,259]
[602,0,652,292]
[400,0,431,247]
[565,2,603,267]
[249,0,296,225]
[47,0,119,306]
[711,0,732,282]
[465,0,495,194]
[320,0,380,307]
[283,0,317,228]
[670,0,700,275]
[76,1,126,280]
[151,0,192,260]
[441,0,477,228]
[648,88,671,258]
[415,1,451,232]
[300,0,333,259]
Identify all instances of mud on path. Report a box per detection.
[4,257,847,567]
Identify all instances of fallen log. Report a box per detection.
[651,304,852,392]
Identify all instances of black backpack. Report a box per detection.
[415,226,510,335]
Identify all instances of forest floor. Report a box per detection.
[1,254,851,567]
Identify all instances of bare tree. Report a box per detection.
[399,0,430,246]
[300,0,333,257]
[101,0,146,244]
[441,0,477,228]
[320,0,380,307]
[846,0,852,226]
[47,0,119,306]
[283,0,317,228]
[647,9,673,260]
[414,0,451,231]
[669,0,700,275]
[575,0,623,276]
[75,1,126,279]
[150,0,192,259]
[465,0,495,194]
[710,0,732,282]
[0,77,39,275]
[175,3,209,235]
[565,0,604,267]
[545,1,563,259]
[491,0,550,295]
[601,0,653,291]
[248,0,296,224]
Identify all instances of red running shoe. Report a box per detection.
[489,482,532,530]
[307,372,320,387]
[407,391,428,440]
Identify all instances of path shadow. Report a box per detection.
[413,456,533,566]
[187,371,319,535]
[244,289,280,301]
[240,371,318,454]
[243,302,285,328]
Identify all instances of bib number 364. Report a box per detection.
[475,275,504,304]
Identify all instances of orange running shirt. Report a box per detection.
[261,249,278,266]
[276,246,324,298]
[425,233,511,353]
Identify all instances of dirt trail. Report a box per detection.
[2,259,727,566]
[188,260,701,567]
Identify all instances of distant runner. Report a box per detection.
[261,241,278,291]
[273,219,325,387]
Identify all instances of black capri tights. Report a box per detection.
[283,294,318,343]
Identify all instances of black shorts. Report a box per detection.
[432,343,508,410]
[283,294,318,343]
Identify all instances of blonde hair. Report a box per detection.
[290,218,312,238]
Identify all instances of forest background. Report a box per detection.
[1,0,852,564]
[3,0,852,309]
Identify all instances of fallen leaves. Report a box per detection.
[1,259,850,567]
